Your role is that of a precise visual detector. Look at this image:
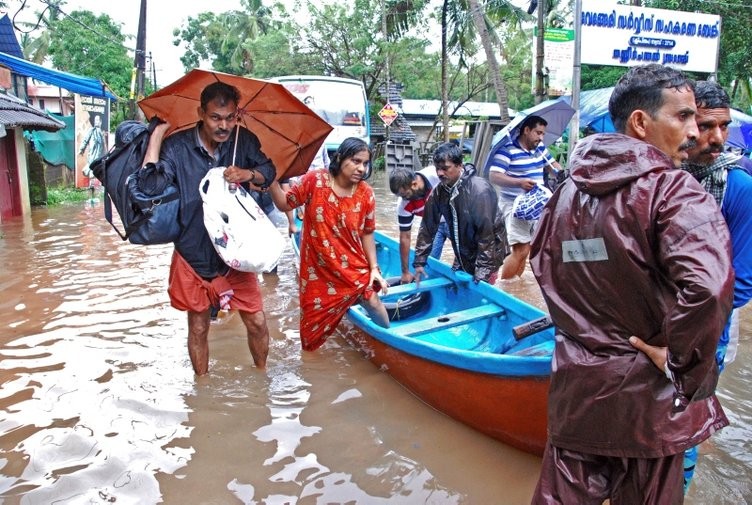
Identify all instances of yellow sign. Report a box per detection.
[378,103,398,126]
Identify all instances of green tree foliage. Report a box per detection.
[389,41,442,99]
[247,31,324,78]
[298,0,503,110]
[171,0,534,122]
[441,0,529,123]
[496,24,535,111]
[580,64,625,91]
[172,12,224,72]
[46,10,133,99]
[299,0,427,97]
[173,0,284,75]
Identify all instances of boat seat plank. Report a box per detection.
[395,304,505,338]
[383,277,455,298]
[509,339,555,357]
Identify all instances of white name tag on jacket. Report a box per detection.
[562,238,608,263]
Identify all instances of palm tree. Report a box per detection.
[441,0,450,141]
[220,0,273,74]
[443,0,528,125]
[467,0,510,117]
[16,0,64,64]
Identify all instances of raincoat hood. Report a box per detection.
[569,133,676,196]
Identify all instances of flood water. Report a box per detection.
[0,169,749,504]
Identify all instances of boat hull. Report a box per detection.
[347,327,549,456]
[292,225,552,456]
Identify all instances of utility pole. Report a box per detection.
[129,0,147,119]
[533,0,547,104]
[566,0,583,169]
[534,0,546,104]
[150,52,157,90]
[382,0,391,173]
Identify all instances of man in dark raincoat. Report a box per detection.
[529,64,734,504]
[412,142,505,284]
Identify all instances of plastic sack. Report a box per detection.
[512,184,552,221]
[199,167,285,273]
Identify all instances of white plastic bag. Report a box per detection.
[512,184,552,221]
[199,167,284,273]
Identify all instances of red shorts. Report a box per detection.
[167,251,264,314]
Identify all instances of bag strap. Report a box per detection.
[101,151,128,241]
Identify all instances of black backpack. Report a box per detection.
[90,119,180,245]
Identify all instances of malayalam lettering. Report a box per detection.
[580,2,720,71]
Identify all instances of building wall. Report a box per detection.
[14,128,30,215]
[27,83,73,115]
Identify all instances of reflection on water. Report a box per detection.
[0,205,194,503]
[0,172,749,504]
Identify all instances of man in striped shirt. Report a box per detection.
[489,115,562,279]
[389,165,448,284]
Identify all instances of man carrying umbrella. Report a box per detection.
[487,115,562,279]
[139,81,275,376]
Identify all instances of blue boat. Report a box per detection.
[292,228,554,455]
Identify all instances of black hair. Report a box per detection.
[388,166,418,195]
[518,115,548,134]
[329,137,372,179]
[694,81,731,110]
[432,142,463,166]
[200,82,241,110]
[609,64,694,133]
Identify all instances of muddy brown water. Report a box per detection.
[0,170,749,504]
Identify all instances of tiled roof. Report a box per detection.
[0,92,65,131]
[0,15,24,59]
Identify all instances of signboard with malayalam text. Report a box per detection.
[580,0,721,73]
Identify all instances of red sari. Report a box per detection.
[286,169,377,350]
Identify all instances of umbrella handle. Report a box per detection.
[232,125,240,166]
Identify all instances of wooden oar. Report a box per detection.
[512,315,554,340]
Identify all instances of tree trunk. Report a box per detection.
[441,0,449,141]
[467,0,510,123]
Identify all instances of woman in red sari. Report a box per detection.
[270,138,389,351]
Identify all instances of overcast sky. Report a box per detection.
[7,0,243,84]
[6,0,537,86]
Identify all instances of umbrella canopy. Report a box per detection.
[727,112,752,152]
[138,69,333,180]
[484,98,575,173]
[490,98,576,150]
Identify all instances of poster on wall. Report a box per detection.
[74,94,109,189]
[580,0,721,73]
[532,27,575,97]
